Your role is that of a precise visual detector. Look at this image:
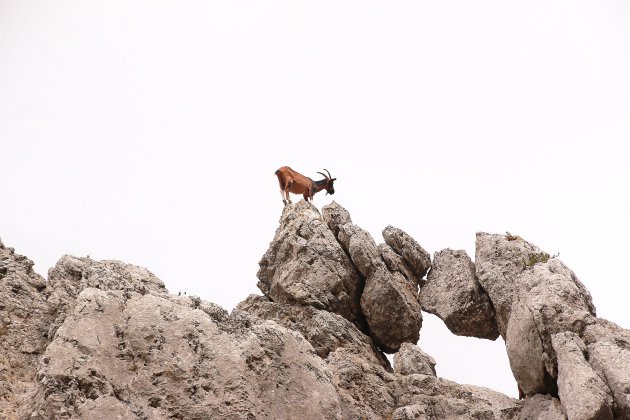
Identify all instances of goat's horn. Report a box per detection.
[324,169,332,179]
[317,171,329,180]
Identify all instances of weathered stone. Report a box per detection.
[323,202,422,353]
[361,269,422,353]
[551,331,613,420]
[475,232,547,337]
[476,233,597,396]
[257,201,363,325]
[394,343,436,376]
[421,249,498,340]
[382,225,431,281]
[380,243,418,286]
[30,288,343,419]
[520,394,567,420]
[0,241,50,419]
[392,404,429,420]
[505,296,547,396]
[236,294,387,367]
[583,319,630,420]
[394,374,522,420]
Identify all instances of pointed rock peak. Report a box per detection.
[257,200,363,325]
[382,225,431,279]
[322,201,352,236]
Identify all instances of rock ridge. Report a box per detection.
[1,203,630,419]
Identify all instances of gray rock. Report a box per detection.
[0,242,50,419]
[360,268,422,353]
[236,294,388,368]
[394,343,436,376]
[505,297,547,396]
[323,202,422,353]
[475,232,548,337]
[382,225,431,281]
[380,243,419,286]
[257,201,363,325]
[29,288,344,419]
[392,404,429,420]
[394,374,522,420]
[421,249,499,340]
[476,232,597,396]
[583,319,630,419]
[551,331,613,420]
[520,394,567,420]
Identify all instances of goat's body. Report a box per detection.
[275,166,335,204]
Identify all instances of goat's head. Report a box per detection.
[317,169,337,195]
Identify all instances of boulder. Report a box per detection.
[551,331,613,420]
[393,343,436,376]
[323,202,423,353]
[382,225,431,282]
[394,374,522,420]
[520,394,567,420]
[421,249,499,340]
[257,201,363,325]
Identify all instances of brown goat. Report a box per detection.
[275,166,336,205]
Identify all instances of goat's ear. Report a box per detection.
[331,178,337,181]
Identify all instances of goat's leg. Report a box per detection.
[280,189,288,205]
[284,181,293,204]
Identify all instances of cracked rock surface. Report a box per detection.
[2,203,630,419]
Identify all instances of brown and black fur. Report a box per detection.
[275,166,336,205]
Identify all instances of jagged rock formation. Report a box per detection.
[421,248,499,340]
[1,201,630,419]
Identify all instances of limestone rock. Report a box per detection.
[382,225,431,281]
[475,232,547,337]
[476,232,596,396]
[520,394,567,420]
[421,249,498,340]
[392,404,429,420]
[323,202,422,353]
[394,374,522,420]
[0,241,50,419]
[257,201,363,325]
[583,319,630,419]
[236,294,394,419]
[505,298,547,396]
[551,331,613,420]
[236,294,387,367]
[361,269,422,353]
[393,343,436,376]
[29,288,343,419]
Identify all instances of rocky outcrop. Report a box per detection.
[393,343,436,376]
[2,201,630,420]
[30,285,343,419]
[520,394,566,420]
[0,241,50,419]
[321,202,425,353]
[582,319,630,419]
[475,233,597,396]
[257,201,363,326]
[552,331,613,420]
[421,249,499,340]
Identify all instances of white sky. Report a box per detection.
[1,0,629,398]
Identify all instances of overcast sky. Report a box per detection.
[1,0,629,397]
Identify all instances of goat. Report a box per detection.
[275,166,336,205]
